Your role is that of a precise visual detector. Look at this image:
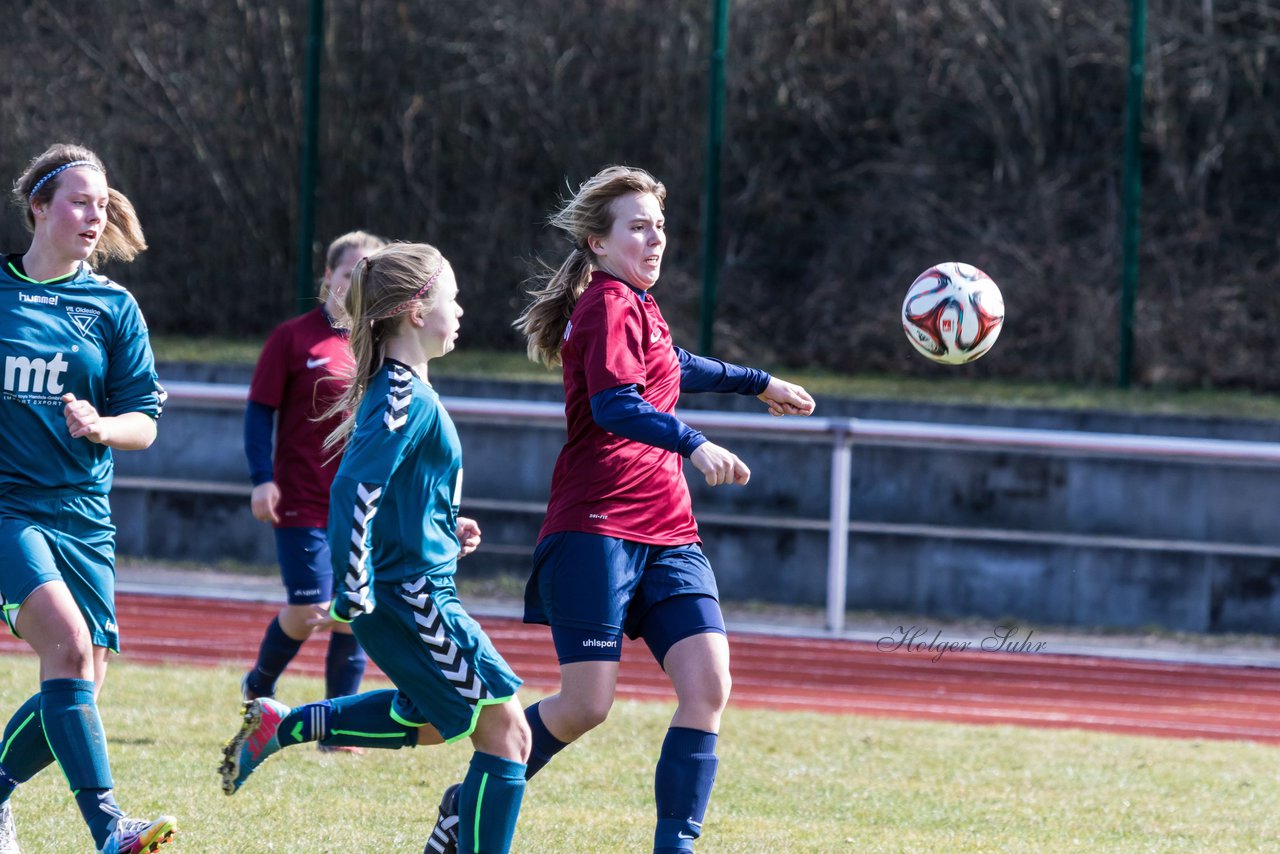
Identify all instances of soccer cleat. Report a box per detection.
[422,783,460,854]
[0,800,19,854]
[219,697,290,795]
[97,815,177,854]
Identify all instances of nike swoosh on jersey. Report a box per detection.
[306,357,331,369]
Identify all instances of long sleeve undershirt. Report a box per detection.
[243,400,276,486]
[589,349,771,456]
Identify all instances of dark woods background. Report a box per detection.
[2,0,1276,387]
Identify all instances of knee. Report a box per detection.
[558,695,613,736]
[41,634,95,679]
[279,604,321,638]
[473,704,533,763]
[510,715,533,763]
[684,668,732,716]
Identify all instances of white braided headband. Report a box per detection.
[28,160,102,200]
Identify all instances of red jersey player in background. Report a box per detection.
[240,231,387,732]
[424,166,814,854]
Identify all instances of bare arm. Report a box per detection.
[62,394,157,450]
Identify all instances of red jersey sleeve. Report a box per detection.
[579,286,648,397]
[248,323,292,410]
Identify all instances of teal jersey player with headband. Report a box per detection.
[0,144,176,854]
[0,257,164,492]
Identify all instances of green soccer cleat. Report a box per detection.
[219,697,291,795]
[97,815,177,854]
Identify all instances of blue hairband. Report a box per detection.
[28,160,102,200]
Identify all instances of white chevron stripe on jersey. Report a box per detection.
[398,579,494,706]
[383,364,413,432]
[343,483,382,594]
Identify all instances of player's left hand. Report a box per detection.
[457,516,482,557]
[62,393,110,443]
[757,378,816,418]
[304,602,342,631]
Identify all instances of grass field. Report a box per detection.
[3,655,1279,853]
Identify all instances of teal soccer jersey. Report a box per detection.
[0,259,164,492]
[329,360,463,588]
[328,360,521,740]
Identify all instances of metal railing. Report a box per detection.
[156,381,1280,633]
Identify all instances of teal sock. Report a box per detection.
[290,690,417,750]
[40,679,116,848]
[74,787,123,849]
[0,693,55,801]
[458,751,526,854]
[39,679,112,791]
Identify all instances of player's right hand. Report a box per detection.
[690,441,751,487]
[250,481,281,524]
[330,565,375,622]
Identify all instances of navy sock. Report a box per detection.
[247,616,304,697]
[523,701,568,780]
[653,727,719,853]
[459,751,526,854]
[288,690,417,750]
[0,693,55,802]
[324,631,367,699]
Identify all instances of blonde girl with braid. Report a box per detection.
[240,231,388,722]
[221,243,530,854]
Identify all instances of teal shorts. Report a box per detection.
[352,573,522,744]
[0,486,118,652]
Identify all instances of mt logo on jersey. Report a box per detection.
[4,351,69,395]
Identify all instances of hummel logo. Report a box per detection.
[306,356,331,369]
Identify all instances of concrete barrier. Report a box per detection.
[110,365,1280,634]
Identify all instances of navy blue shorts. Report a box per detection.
[275,526,331,605]
[524,532,725,666]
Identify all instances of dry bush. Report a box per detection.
[1,0,1275,387]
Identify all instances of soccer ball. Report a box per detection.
[901,262,1005,365]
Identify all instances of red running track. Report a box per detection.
[3,592,1280,745]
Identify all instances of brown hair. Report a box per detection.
[514,165,666,366]
[322,242,449,451]
[12,143,147,265]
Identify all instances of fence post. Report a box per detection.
[826,422,853,632]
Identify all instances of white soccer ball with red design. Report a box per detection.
[901,262,1005,365]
